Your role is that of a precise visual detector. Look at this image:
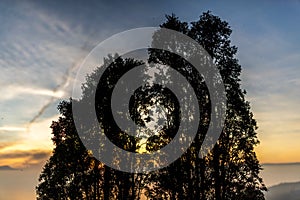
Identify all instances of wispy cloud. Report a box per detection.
[0,127,26,132]
[25,38,93,132]
[0,115,57,169]
[0,115,55,168]
[0,149,51,168]
[0,150,50,160]
[0,85,65,101]
[0,1,96,138]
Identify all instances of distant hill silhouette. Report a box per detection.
[0,165,17,170]
[266,181,300,200]
[263,162,300,166]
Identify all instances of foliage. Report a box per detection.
[36,11,266,200]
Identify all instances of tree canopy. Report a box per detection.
[36,11,266,200]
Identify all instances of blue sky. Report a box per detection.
[0,0,300,198]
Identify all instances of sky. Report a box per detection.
[0,0,300,199]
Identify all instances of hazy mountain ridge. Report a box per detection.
[0,165,17,170]
[266,181,300,200]
[263,162,300,166]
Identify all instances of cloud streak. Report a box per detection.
[25,37,93,132]
[0,127,26,132]
[0,85,65,101]
[0,149,51,168]
[0,2,97,135]
[0,150,50,160]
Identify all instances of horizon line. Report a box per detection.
[262,162,300,166]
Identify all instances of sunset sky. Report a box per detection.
[0,0,300,199]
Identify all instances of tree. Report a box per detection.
[36,11,266,200]
[145,11,267,200]
[36,100,105,200]
[36,56,146,200]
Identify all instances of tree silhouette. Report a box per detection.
[144,11,267,200]
[36,11,266,200]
